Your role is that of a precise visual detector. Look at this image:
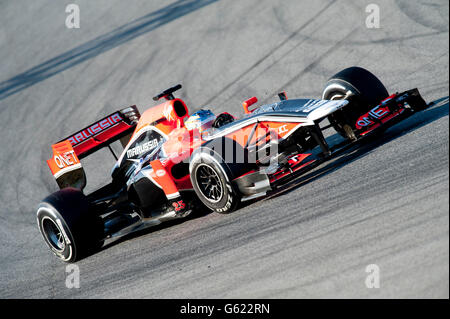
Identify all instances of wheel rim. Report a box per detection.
[195,164,224,203]
[42,217,65,252]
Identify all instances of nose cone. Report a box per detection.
[304,99,349,121]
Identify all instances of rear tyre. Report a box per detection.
[36,188,104,262]
[322,66,389,139]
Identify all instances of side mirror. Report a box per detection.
[242,96,258,114]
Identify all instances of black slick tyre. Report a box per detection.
[36,188,104,262]
[189,149,242,214]
[322,66,389,139]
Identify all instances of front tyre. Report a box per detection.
[36,188,104,262]
[190,151,241,214]
[322,66,389,140]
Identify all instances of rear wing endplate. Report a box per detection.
[47,140,86,190]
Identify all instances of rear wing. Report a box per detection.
[47,105,140,190]
[59,105,140,159]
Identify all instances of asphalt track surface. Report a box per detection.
[0,0,448,298]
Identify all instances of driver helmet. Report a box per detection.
[184,109,216,133]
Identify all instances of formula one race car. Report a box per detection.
[37,67,428,262]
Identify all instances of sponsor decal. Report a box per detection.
[67,113,122,146]
[289,155,301,163]
[278,124,288,134]
[216,194,233,212]
[54,150,78,168]
[301,100,328,113]
[126,138,160,158]
[156,169,166,177]
[163,104,174,122]
[356,105,389,128]
[56,218,71,244]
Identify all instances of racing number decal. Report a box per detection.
[172,200,186,212]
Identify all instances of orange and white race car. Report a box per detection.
[37,67,428,262]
